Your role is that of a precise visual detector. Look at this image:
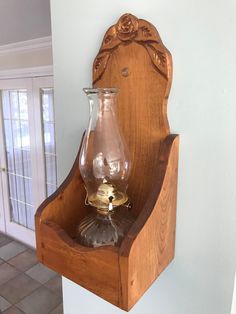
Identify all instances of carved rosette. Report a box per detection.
[93,13,171,84]
[116,14,139,41]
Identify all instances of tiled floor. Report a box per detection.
[0,233,63,314]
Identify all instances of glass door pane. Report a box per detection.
[1,90,35,230]
[41,88,57,197]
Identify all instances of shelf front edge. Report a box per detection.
[119,134,179,311]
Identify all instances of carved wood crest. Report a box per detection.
[93,13,172,85]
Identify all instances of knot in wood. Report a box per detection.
[121,67,129,77]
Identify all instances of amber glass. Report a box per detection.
[76,88,134,248]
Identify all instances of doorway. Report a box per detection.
[0,76,56,247]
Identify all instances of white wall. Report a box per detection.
[50,0,236,313]
[0,0,51,45]
[0,47,53,71]
[231,272,236,314]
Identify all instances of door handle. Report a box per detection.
[1,167,6,172]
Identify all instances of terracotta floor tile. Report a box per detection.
[26,263,57,284]
[15,286,61,314]
[44,276,62,296]
[0,295,11,312]
[0,241,27,261]
[8,250,38,272]
[0,263,20,286]
[0,234,12,248]
[0,233,63,314]
[3,306,24,314]
[0,273,40,304]
[49,303,63,314]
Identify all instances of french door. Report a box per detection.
[0,76,56,247]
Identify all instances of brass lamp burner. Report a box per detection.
[88,182,129,213]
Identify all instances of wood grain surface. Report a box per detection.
[94,13,172,217]
[35,13,178,311]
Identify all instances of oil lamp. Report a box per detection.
[76,88,134,248]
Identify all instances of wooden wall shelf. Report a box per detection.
[35,13,179,311]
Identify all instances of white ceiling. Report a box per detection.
[0,0,51,46]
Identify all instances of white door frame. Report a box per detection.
[0,78,37,247]
[0,70,53,248]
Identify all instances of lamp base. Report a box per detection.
[76,207,135,248]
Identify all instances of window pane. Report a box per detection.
[22,149,31,177]
[45,154,57,185]
[8,174,17,199]
[41,88,57,197]
[1,90,34,230]
[2,92,10,119]
[44,122,55,154]
[12,120,21,148]
[26,204,35,230]
[20,120,30,150]
[14,148,23,176]
[10,91,20,119]
[10,199,19,223]
[3,120,13,150]
[47,184,56,197]
[18,201,27,227]
[42,89,54,121]
[15,175,25,203]
[19,92,28,120]
[24,177,33,205]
